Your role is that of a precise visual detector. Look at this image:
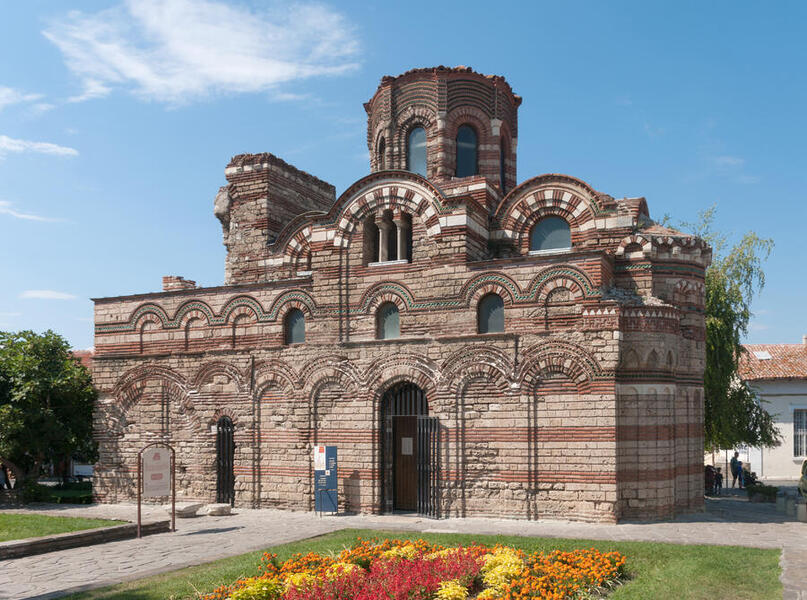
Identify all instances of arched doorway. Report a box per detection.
[216,416,235,505]
[381,382,439,516]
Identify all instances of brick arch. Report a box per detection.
[266,289,316,321]
[394,107,437,171]
[192,361,246,392]
[493,175,602,253]
[359,281,415,314]
[130,303,170,331]
[110,365,199,435]
[280,225,313,270]
[328,176,446,249]
[220,295,264,325]
[254,359,300,397]
[620,348,641,370]
[445,105,493,141]
[615,234,653,259]
[517,340,602,394]
[209,407,240,428]
[173,300,216,327]
[526,265,597,301]
[671,279,705,309]
[300,355,362,400]
[365,353,440,403]
[441,345,514,394]
[178,308,212,331]
[460,272,520,307]
[114,364,188,401]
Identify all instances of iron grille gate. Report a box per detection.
[216,416,235,505]
[382,383,440,518]
[417,415,440,518]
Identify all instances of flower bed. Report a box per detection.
[201,537,626,600]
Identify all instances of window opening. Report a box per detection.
[377,302,400,339]
[407,127,427,176]
[284,308,305,344]
[795,409,807,457]
[529,217,571,252]
[455,125,478,177]
[477,293,504,334]
[378,137,386,170]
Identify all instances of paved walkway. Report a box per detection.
[1,493,805,599]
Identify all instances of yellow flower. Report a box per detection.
[229,577,284,600]
[435,579,469,600]
[325,561,359,579]
[284,572,313,591]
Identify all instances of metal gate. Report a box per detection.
[216,416,235,505]
[417,415,440,518]
[382,383,439,518]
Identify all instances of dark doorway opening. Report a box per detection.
[216,416,235,505]
[382,382,439,517]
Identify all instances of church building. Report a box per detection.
[92,66,710,522]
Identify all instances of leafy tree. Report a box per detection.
[684,206,779,449]
[0,330,97,484]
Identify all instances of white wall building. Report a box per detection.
[741,340,807,481]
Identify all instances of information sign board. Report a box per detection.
[142,447,171,497]
[313,445,338,514]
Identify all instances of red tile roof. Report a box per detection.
[740,344,807,381]
[71,349,94,371]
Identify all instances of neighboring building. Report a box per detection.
[740,339,807,480]
[91,66,710,522]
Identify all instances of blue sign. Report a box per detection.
[313,445,338,513]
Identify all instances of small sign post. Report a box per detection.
[313,445,337,515]
[137,442,175,537]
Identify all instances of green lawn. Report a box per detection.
[0,512,126,542]
[61,528,781,600]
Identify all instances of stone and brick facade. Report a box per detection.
[92,66,710,522]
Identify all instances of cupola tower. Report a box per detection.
[365,66,521,195]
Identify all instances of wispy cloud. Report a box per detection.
[0,312,22,318]
[43,0,361,105]
[0,200,62,222]
[0,135,78,158]
[707,155,760,184]
[0,86,44,111]
[20,290,77,300]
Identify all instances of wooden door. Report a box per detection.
[393,415,418,510]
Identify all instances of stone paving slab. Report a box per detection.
[1,497,805,599]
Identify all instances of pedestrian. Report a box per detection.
[714,467,723,496]
[737,461,745,489]
[730,451,740,488]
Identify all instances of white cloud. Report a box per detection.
[0,312,22,318]
[20,290,77,300]
[0,86,43,111]
[0,135,78,158]
[707,155,760,185]
[43,0,361,105]
[0,200,61,222]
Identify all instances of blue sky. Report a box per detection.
[1,0,805,350]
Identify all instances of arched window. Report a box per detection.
[378,137,386,170]
[529,217,571,252]
[455,125,478,177]
[376,302,400,339]
[407,127,427,176]
[499,137,507,192]
[477,293,504,334]
[284,308,305,344]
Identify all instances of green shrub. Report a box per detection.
[747,484,778,501]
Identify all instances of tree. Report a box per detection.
[683,206,779,449]
[0,330,97,484]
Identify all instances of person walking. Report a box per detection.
[730,451,741,489]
